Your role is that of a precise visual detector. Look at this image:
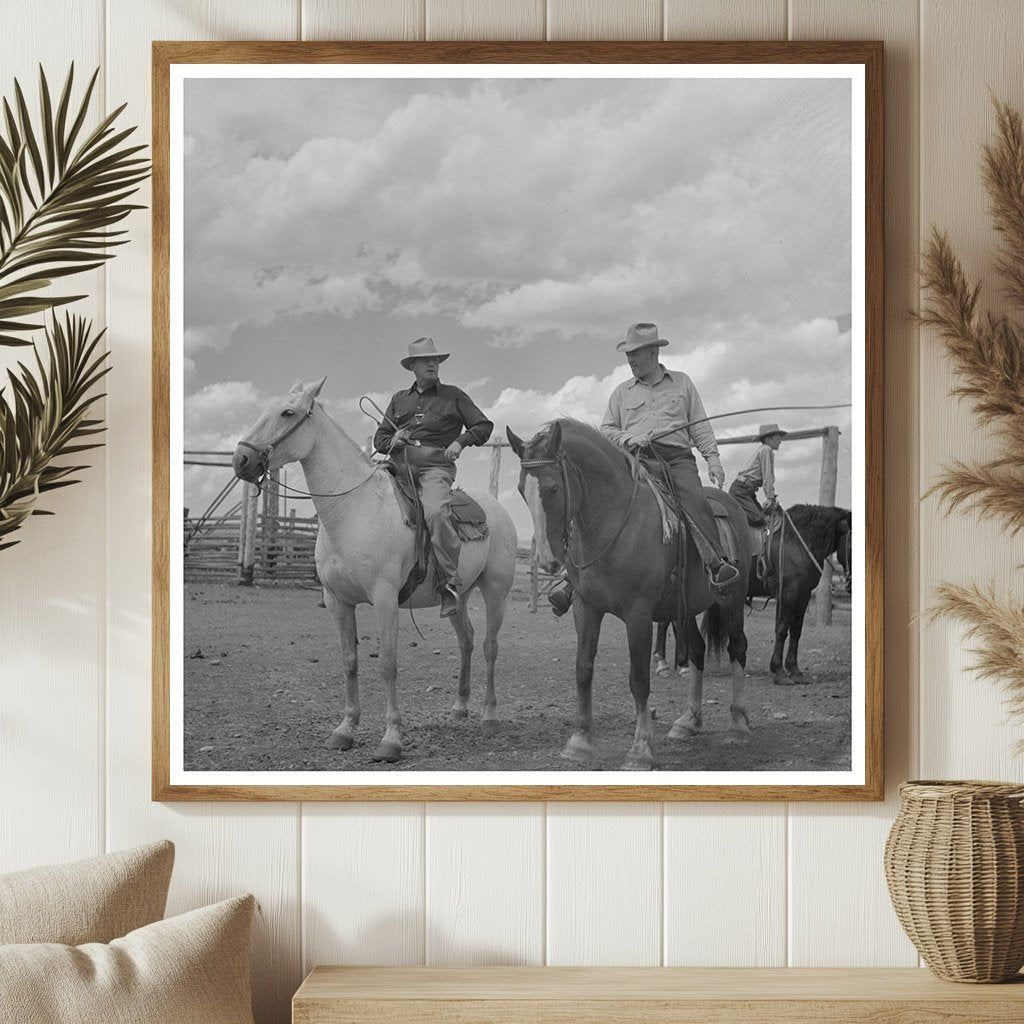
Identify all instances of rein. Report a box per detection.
[521,449,641,571]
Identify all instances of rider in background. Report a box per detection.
[728,422,787,525]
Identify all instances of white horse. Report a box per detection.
[232,378,518,763]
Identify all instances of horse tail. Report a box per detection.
[702,602,727,661]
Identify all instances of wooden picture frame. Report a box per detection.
[153,41,883,801]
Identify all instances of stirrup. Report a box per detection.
[439,584,460,618]
[710,562,740,590]
[548,582,574,617]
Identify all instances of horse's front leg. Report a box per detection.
[561,598,602,763]
[448,597,474,720]
[623,609,656,770]
[669,617,704,739]
[371,591,404,762]
[324,593,360,751]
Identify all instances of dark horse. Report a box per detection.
[507,420,752,770]
[655,503,852,685]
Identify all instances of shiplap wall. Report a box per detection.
[4,2,1023,1022]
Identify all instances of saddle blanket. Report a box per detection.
[704,491,741,563]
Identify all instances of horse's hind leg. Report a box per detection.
[477,575,508,735]
[448,598,473,720]
[784,590,813,683]
[669,617,704,739]
[723,610,750,745]
[324,594,360,751]
[654,619,671,677]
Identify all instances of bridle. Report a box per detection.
[521,447,640,571]
[236,399,376,499]
[236,400,316,490]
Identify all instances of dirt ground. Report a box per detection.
[183,570,852,773]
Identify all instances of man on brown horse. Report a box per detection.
[549,322,739,615]
[729,422,788,526]
[374,337,493,618]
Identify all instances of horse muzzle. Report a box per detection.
[232,444,266,483]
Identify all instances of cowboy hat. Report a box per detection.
[400,336,450,370]
[757,422,789,441]
[616,322,670,353]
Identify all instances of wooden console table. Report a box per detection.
[293,966,1024,1022]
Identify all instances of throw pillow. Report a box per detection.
[0,893,256,1024]
[0,840,174,945]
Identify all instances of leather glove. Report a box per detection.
[707,456,725,488]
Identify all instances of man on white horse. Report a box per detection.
[374,337,493,618]
[549,321,739,615]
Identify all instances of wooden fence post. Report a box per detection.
[237,483,251,575]
[489,442,502,499]
[814,425,840,625]
[240,482,259,586]
[264,470,280,578]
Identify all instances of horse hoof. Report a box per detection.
[325,731,354,751]
[668,724,697,739]
[723,730,751,745]
[622,754,655,771]
[560,736,594,764]
[654,659,670,677]
[773,673,798,686]
[481,719,500,737]
[371,742,402,763]
[450,706,469,720]
[787,672,808,685]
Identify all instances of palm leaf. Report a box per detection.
[0,313,110,548]
[0,65,148,345]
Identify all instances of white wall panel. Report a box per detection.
[918,0,1024,778]
[426,0,544,41]
[303,804,425,969]
[303,0,423,40]
[665,0,785,40]
[787,0,921,968]
[664,804,786,965]
[425,803,544,964]
[0,0,106,875]
[103,5,302,1022]
[548,0,661,40]
[547,803,661,964]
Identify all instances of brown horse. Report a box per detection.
[507,420,751,770]
[655,503,852,685]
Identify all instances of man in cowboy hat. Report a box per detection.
[374,337,493,617]
[729,423,788,526]
[548,322,739,616]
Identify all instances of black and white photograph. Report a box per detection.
[160,48,879,796]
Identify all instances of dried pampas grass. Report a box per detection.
[919,97,1024,729]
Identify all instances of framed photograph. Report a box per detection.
[153,41,883,801]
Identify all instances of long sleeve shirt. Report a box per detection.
[373,381,493,455]
[600,365,721,465]
[735,443,776,501]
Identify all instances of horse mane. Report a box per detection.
[786,503,851,557]
[540,418,632,474]
[315,400,374,466]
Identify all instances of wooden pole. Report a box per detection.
[237,483,251,576]
[815,426,840,625]
[240,482,259,586]
[265,470,280,577]
[489,443,502,498]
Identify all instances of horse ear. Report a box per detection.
[548,420,563,452]
[289,379,305,394]
[506,427,525,459]
[309,375,328,398]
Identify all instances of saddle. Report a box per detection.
[383,461,489,605]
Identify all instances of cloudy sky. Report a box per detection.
[182,73,855,541]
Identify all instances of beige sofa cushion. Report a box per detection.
[0,840,174,945]
[0,894,256,1024]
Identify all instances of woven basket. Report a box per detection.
[885,780,1024,982]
